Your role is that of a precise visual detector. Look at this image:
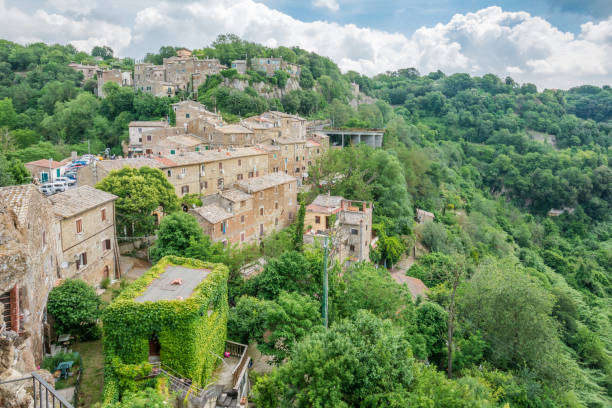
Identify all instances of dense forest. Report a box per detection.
[0,36,610,407]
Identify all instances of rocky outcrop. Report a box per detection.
[223,77,301,99]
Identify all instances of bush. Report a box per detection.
[100,277,111,289]
[47,279,101,340]
[41,351,81,373]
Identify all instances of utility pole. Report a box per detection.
[322,235,329,329]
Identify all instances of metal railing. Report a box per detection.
[0,372,74,408]
[225,340,248,388]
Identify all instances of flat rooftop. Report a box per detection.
[135,265,211,302]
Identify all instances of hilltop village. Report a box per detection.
[0,35,610,408]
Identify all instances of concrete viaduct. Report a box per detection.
[318,128,384,149]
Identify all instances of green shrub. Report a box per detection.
[101,277,111,289]
[42,351,81,372]
[47,279,101,340]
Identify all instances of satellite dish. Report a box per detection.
[61,262,69,269]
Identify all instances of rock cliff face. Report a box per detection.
[223,77,301,99]
[0,302,54,408]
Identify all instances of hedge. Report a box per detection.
[101,256,229,404]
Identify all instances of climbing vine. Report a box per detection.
[101,256,229,404]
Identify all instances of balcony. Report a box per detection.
[0,372,74,408]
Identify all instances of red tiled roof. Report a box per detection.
[153,156,178,167]
[25,159,64,168]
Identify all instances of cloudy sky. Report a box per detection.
[1,0,611,89]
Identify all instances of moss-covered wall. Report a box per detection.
[101,256,229,404]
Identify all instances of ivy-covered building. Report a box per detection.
[101,256,229,403]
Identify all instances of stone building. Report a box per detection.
[173,100,222,129]
[304,194,373,264]
[0,185,60,364]
[191,188,255,246]
[250,57,301,77]
[192,172,297,245]
[97,69,132,97]
[49,186,120,287]
[415,208,435,224]
[76,157,165,188]
[128,120,169,156]
[24,159,67,183]
[236,172,298,238]
[68,62,97,81]
[231,60,247,74]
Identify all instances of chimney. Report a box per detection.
[362,202,366,212]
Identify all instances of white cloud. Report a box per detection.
[1,1,610,89]
[0,0,131,55]
[313,0,339,12]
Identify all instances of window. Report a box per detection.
[273,153,277,159]
[147,135,152,141]
[101,208,106,221]
[248,171,253,178]
[217,178,224,188]
[289,183,292,191]
[221,221,227,234]
[315,216,321,224]
[186,113,190,118]
[138,137,142,143]
[138,128,142,133]
[241,232,245,242]
[42,230,46,247]
[181,167,186,175]
[240,215,245,223]
[274,201,279,210]
[295,168,300,173]
[259,192,264,199]
[275,217,278,226]
[200,165,206,175]
[76,219,83,234]
[201,181,208,190]
[167,170,172,177]
[238,159,241,166]
[237,173,243,181]
[181,186,189,195]
[76,252,87,269]
[103,239,111,251]
[350,245,355,252]
[219,162,222,170]
[259,207,264,216]
[170,150,176,155]
[351,228,358,235]
[295,156,299,162]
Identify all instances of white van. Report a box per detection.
[55,176,76,186]
[40,183,55,196]
[52,182,67,193]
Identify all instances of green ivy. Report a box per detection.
[101,256,229,404]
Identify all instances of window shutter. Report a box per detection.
[83,252,87,266]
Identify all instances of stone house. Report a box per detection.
[165,57,226,91]
[0,185,60,364]
[250,57,301,77]
[415,208,435,224]
[254,111,308,140]
[176,48,192,58]
[67,62,97,81]
[152,134,206,156]
[24,159,67,183]
[191,188,255,245]
[49,186,120,287]
[76,157,165,188]
[236,172,298,238]
[304,194,373,264]
[97,69,132,97]
[275,138,307,180]
[231,60,247,74]
[173,100,222,128]
[128,121,169,156]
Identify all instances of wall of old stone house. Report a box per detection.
[199,154,269,195]
[0,193,58,365]
[248,181,297,238]
[165,163,200,198]
[57,203,117,287]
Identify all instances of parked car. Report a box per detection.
[40,183,55,196]
[55,176,76,186]
[52,181,67,193]
[64,172,77,180]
